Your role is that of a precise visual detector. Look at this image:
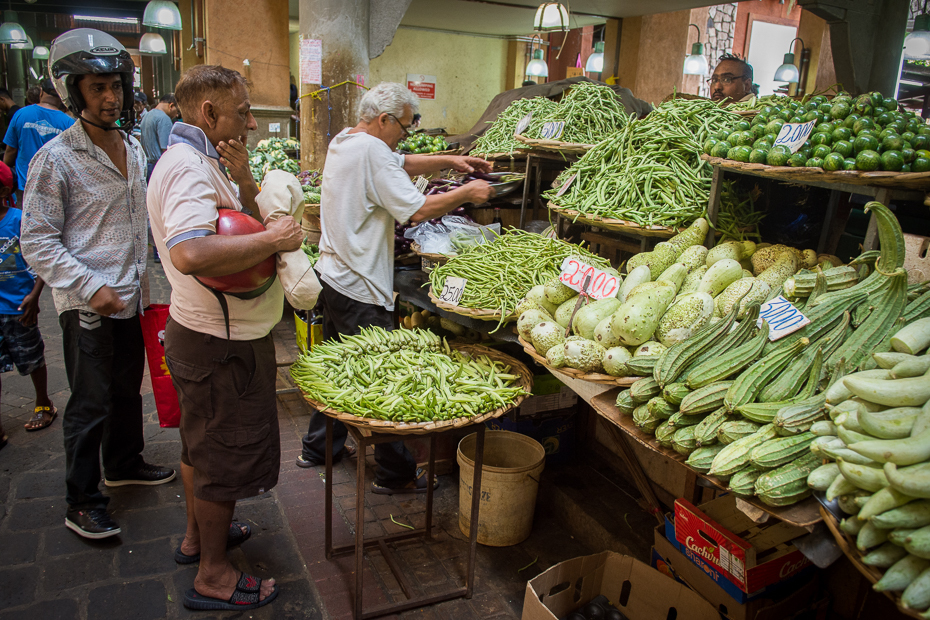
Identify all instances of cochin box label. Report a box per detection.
[674,499,811,593]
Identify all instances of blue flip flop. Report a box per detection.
[183,573,278,611]
[174,522,251,564]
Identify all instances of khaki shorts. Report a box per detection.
[165,317,279,502]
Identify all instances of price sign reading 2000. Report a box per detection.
[559,258,619,300]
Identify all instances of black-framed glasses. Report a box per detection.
[707,74,749,86]
[386,113,421,138]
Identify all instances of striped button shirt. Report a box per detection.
[21,120,149,318]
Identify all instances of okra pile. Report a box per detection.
[544,97,741,230]
[291,327,527,423]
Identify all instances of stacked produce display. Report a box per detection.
[398,133,450,154]
[706,90,930,172]
[514,201,930,516]
[249,137,300,183]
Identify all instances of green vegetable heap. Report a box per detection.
[706,91,930,173]
[398,133,448,154]
[471,97,558,157]
[522,81,632,145]
[301,242,319,266]
[291,327,527,422]
[545,97,741,229]
[428,229,610,331]
[249,137,300,184]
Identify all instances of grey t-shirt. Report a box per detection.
[316,129,425,310]
[139,108,172,163]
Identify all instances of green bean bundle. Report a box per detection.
[428,229,610,331]
[523,81,632,144]
[471,97,558,156]
[291,327,527,422]
[544,98,741,229]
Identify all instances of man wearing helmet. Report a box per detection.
[146,64,301,611]
[20,29,176,540]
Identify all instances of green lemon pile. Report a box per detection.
[398,134,449,154]
[704,92,930,173]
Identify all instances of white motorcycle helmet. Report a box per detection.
[49,28,136,127]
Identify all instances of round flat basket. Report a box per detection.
[820,506,924,619]
[547,202,683,238]
[514,134,594,156]
[411,242,455,264]
[517,335,638,387]
[426,288,517,323]
[300,343,533,434]
[303,203,320,217]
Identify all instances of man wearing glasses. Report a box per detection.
[708,53,758,103]
[299,82,495,494]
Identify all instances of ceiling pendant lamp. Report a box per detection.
[905,14,930,61]
[0,11,27,45]
[774,38,805,83]
[534,2,569,32]
[526,49,549,77]
[143,1,182,30]
[32,45,49,59]
[11,33,33,51]
[139,32,167,55]
[682,24,708,76]
[585,41,604,73]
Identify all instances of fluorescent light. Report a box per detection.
[74,15,139,25]
[29,67,37,79]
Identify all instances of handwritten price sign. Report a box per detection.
[773,120,816,154]
[540,121,565,140]
[559,258,619,300]
[439,276,467,306]
[514,113,533,136]
[757,295,811,341]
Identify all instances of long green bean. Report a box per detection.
[428,229,610,331]
[290,327,527,422]
[523,81,632,145]
[472,97,558,156]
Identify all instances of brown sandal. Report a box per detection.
[25,406,57,432]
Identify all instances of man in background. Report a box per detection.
[140,93,179,181]
[0,89,20,127]
[3,79,73,204]
[25,86,41,106]
[709,53,758,103]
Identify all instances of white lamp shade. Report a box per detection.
[32,45,49,59]
[11,34,33,51]
[905,31,930,60]
[774,52,799,82]
[585,41,604,73]
[683,53,708,76]
[143,1,182,30]
[0,21,27,45]
[139,32,167,55]
[534,3,569,31]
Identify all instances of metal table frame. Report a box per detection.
[323,417,487,620]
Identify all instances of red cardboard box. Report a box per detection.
[674,496,811,593]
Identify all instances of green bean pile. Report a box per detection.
[291,327,527,422]
[428,229,610,330]
[544,98,741,229]
[524,81,632,145]
[716,179,765,241]
[471,97,558,157]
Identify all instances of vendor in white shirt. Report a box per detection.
[300,82,495,493]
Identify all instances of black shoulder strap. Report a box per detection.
[195,272,277,363]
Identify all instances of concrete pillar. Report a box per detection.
[601,19,621,82]
[298,0,408,170]
[800,0,908,95]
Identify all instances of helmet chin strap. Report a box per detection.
[79,116,121,132]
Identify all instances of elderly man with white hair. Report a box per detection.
[298,82,494,493]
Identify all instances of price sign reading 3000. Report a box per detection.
[757,295,811,341]
[559,258,619,300]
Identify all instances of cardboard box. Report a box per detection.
[652,525,824,620]
[522,551,720,620]
[674,496,811,594]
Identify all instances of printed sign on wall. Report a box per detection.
[407,74,436,100]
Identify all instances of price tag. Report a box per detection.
[555,173,576,197]
[540,121,565,140]
[514,112,533,136]
[559,258,620,300]
[439,276,467,306]
[757,295,811,341]
[773,120,816,154]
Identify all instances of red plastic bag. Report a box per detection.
[140,304,181,428]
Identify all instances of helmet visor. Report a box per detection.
[52,51,134,79]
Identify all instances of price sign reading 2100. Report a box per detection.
[559,258,619,300]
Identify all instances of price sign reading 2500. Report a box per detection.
[559,258,619,300]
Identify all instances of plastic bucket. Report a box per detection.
[457,430,545,547]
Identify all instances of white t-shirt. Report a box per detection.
[316,129,425,310]
[147,141,284,340]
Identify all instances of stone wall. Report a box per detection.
[699,4,738,97]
